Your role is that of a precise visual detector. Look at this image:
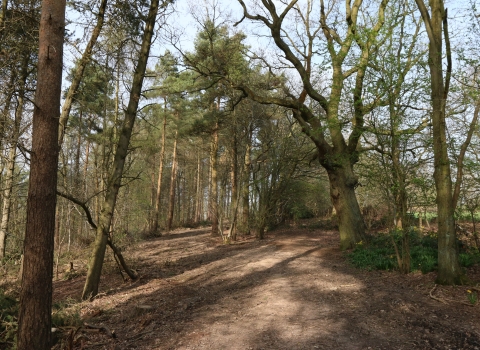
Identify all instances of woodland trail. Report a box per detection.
[53,223,480,349]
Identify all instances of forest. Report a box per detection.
[1,0,480,349]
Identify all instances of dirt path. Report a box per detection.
[53,225,480,349]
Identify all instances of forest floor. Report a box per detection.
[52,220,480,350]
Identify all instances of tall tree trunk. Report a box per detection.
[0,54,28,259]
[83,138,90,195]
[229,127,238,240]
[415,0,463,285]
[166,131,178,232]
[74,111,83,181]
[17,1,65,348]
[113,52,120,144]
[392,139,407,229]
[210,123,219,236]
[242,129,251,234]
[194,151,202,223]
[326,165,365,250]
[71,111,83,240]
[82,0,162,300]
[179,168,185,224]
[391,135,410,274]
[149,165,156,230]
[58,0,108,145]
[152,107,167,233]
[93,145,101,223]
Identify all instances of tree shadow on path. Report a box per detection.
[54,226,480,350]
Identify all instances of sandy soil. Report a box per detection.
[52,223,480,350]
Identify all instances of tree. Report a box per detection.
[414,0,464,284]
[183,18,248,236]
[16,0,66,348]
[82,0,172,300]
[232,0,390,249]
[149,50,180,233]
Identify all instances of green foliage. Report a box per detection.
[348,230,480,273]
[0,289,18,347]
[187,20,248,83]
[348,240,397,271]
[459,251,480,268]
[467,290,478,305]
[455,210,480,222]
[410,245,437,273]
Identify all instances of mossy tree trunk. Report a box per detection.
[326,165,365,249]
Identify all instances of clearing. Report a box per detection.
[52,223,480,349]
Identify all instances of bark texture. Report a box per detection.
[17,1,65,348]
[327,166,365,249]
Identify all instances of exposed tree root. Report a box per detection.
[429,284,476,307]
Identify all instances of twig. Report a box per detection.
[113,249,126,281]
[429,284,447,304]
[65,326,81,350]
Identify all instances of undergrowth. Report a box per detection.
[0,289,18,348]
[348,230,480,273]
[51,299,82,328]
[0,291,82,349]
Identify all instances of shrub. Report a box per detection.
[410,245,437,273]
[348,243,396,271]
[459,252,480,267]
